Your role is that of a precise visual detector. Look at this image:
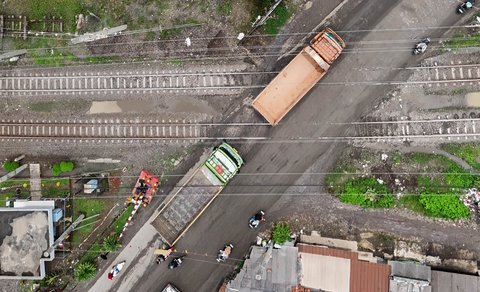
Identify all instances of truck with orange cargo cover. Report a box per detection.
[252,28,345,126]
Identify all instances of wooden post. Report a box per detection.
[22,15,27,40]
[0,15,4,39]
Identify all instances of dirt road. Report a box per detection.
[98,0,479,291]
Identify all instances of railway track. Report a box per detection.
[2,116,480,145]
[0,119,270,144]
[0,68,270,97]
[353,114,480,142]
[410,62,480,89]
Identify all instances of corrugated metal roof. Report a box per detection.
[297,243,390,292]
[431,270,480,292]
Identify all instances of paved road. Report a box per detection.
[94,0,475,291]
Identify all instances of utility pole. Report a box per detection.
[239,0,283,44]
[43,214,92,258]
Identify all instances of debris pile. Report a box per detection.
[461,188,480,214]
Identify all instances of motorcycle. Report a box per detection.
[458,0,475,14]
[248,211,265,228]
[413,38,430,55]
[217,244,234,262]
[155,246,174,264]
[107,261,126,280]
[168,256,184,269]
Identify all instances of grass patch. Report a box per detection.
[30,50,76,67]
[339,177,394,208]
[166,58,184,65]
[419,193,470,219]
[41,178,70,198]
[398,195,426,215]
[217,1,232,16]
[445,33,480,50]
[71,198,106,245]
[29,101,57,112]
[78,242,103,264]
[113,204,135,236]
[263,3,292,35]
[442,143,480,170]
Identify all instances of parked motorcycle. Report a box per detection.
[107,261,126,280]
[168,256,184,269]
[413,38,430,55]
[249,211,265,228]
[155,246,174,264]
[458,0,475,14]
[217,244,234,262]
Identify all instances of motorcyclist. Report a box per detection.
[168,257,183,269]
[413,38,430,55]
[249,211,265,228]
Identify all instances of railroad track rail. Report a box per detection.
[411,62,480,88]
[353,115,480,142]
[0,69,270,97]
[0,119,270,144]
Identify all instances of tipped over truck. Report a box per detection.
[252,28,345,126]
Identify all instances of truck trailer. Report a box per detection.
[252,28,345,126]
[151,142,244,245]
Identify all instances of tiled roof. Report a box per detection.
[291,285,311,292]
[297,243,390,292]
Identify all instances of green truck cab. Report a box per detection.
[204,142,244,184]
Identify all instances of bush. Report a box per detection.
[52,163,62,176]
[103,235,121,252]
[52,161,74,176]
[3,161,19,172]
[339,177,394,208]
[419,193,470,220]
[272,223,290,244]
[444,165,475,189]
[74,262,97,282]
[60,161,74,172]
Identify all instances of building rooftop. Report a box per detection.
[226,244,299,292]
[297,243,390,292]
[0,202,55,279]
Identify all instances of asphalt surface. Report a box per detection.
[95,0,472,291]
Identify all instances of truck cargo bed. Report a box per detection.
[252,47,328,126]
[151,165,223,245]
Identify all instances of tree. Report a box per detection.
[103,235,121,252]
[52,163,62,176]
[60,161,74,172]
[3,161,19,172]
[272,223,290,244]
[74,262,97,282]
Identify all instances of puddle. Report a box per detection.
[172,99,215,115]
[87,101,122,114]
[118,100,152,112]
[465,92,480,107]
[87,100,152,114]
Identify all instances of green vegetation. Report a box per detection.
[340,177,394,208]
[272,223,290,244]
[29,101,57,112]
[263,3,292,35]
[52,161,74,176]
[114,204,135,235]
[103,235,121,252]
[3,161,20,172]
[445,33,480,50]
[74,262,97,282]
[217,1,232,16]
[166,58,184,65]
[41,178,70,198]
[31,51,76,67]
[419,193,470,219]
[72,198,106,245]
[327,148,476,220]
[442,143,480,170]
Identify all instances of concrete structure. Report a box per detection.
[70,25,127,44]
[431,270,480,292]
[0,201,55,279]
[226,244,299,291]
[388,261,431,292]
[29,163,41,200]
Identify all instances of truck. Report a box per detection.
[129,169,160,206]
[252,28,345,126]
[162,284,181,292]
[151,142,244,246]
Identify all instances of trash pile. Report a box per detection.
[461,188,480,214]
